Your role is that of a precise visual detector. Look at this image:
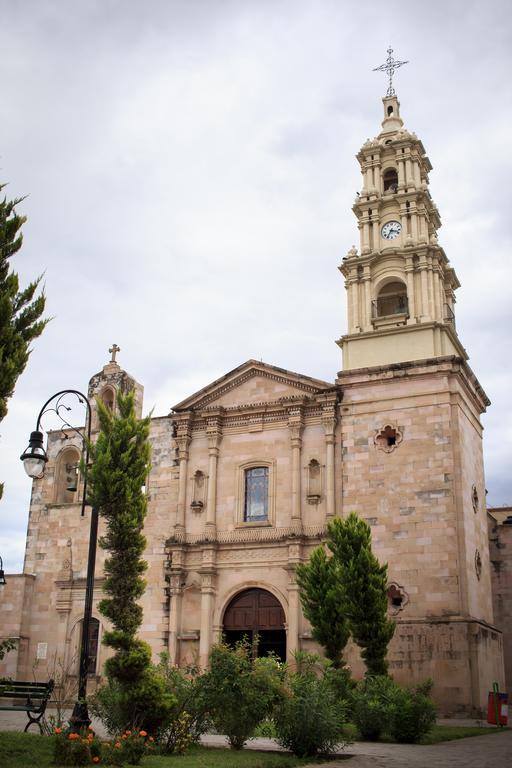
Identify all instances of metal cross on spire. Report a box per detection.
[373,47,408,97]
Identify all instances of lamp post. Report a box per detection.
[0,556,6,586]
[20,390,97,731]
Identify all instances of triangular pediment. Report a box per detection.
[172,360,333,412]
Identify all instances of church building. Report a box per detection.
[1,83,506,716]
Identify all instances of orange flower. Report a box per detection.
[92,758,100,764]
[139,730,147,737]
[149,737,154,742]
[121,735,127,740]
[114,742,121,749]
[68,732,80,740]
[54,727,62,734]
[125,730,131,736]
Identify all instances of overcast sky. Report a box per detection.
[1,0,511,572]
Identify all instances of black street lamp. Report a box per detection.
[0,556,6,586]
[20,390,98,732]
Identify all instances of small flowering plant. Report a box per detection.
[53,727,102,766]
[102,730,153,766]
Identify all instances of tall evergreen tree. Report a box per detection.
[295,546,350,668]
[328,513,395,676]
[0,184,48,498]
[87,391,173,732]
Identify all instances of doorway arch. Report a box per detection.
[223,588,286,662]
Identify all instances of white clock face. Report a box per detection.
[381,221,402,240]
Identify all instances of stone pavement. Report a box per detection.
[1,710,510,767]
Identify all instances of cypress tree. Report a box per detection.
[295,546,349,668]
[0,184,47,498]
[87,391,173,732]
[327,513,395,676]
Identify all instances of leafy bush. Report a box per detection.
[201,641,284,749]
[52,728,101,766]
[389,679,436,743]
[274,652,347,757]
[156,654,210,754]
[89,668,175,737]
[351,675,398,740]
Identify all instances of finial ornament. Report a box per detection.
[109,343,120,363]
[373,46,408,97]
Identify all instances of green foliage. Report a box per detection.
[327,513,395,676]
[351,675,398,740]
[274,652,347,757]
[0,184,48,499]
[0,637,17,660]
[388,679,437,743]
[351,676,437,743]
[201,641,284,750]
[295,546,350,668]
[87,392,174,733]
[156,654,210,754]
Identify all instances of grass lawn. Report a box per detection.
[0,732,330,768]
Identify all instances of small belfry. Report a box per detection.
[338,53,466,370]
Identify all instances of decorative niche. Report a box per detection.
[374,424,402,453]
[306,459,322,504]
[387,582,409,614]
[191,470,206,511]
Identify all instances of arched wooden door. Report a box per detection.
[223,588,286,661]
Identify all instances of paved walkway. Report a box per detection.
[1,710,510,767]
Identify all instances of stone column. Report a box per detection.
[322,400,337,519]
[286,541,302,662]
[419,260,430,320]
[362,268,371,329]
[167,571,184,664]
[288,406,305,530]
[397,158,405,189]
[205,411,223,540]
[346,277,358,332]
[175,418,192,541]
[199,547,216,668]
[405,257,416,321]
[427,257,435,319]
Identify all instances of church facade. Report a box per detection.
[1,93,506,716]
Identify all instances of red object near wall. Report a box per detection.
[487,691,509,725]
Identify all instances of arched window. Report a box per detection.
[100,386,115,412]
[376,281,408,317]
[55,447,81,504]
[81,617,100,675]
[383,168,398,192]
[244,467,269,522]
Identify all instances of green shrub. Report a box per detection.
[52,728,101,766]
[201,641,284,749]
[274,652,347,757]
[89,668,175,736]
[156,654,210,754]
[351,675,398,740]
[389,679,436,743]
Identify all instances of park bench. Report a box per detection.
[0,679,54,733]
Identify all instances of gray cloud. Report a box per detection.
[1,0,511,570]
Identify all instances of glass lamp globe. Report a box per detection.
[20,431,48,479]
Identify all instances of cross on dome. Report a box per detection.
[373,46,408,96]
[109,343,120,363]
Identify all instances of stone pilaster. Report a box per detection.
[205,410,223,540]
[175,417,192,541]
[321,399,338,519]
[288,406,305,529]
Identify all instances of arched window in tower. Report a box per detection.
[100,386,115,412]
[383,167,398,192]
[375,281,408,318]
[55,446,81,504]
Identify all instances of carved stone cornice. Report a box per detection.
[206,409,223,451]
[165,523,327,546]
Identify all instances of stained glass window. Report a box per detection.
[244,467,269,522]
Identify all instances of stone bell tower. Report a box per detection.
[338,93,466,370]
[335,52,505,715]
